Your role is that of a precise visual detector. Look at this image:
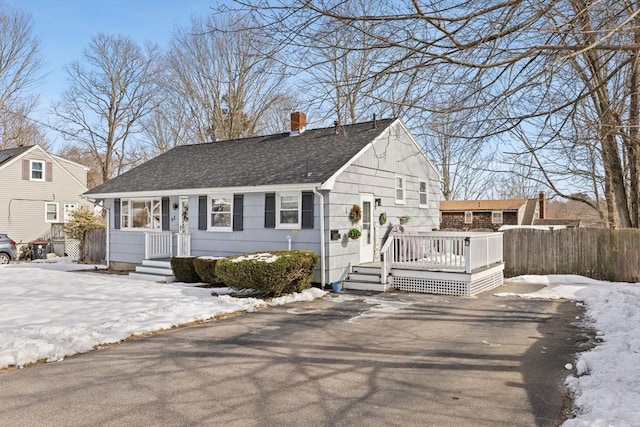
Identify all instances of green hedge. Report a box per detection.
[170,257,201,283]
[216,250,319,296]
[193,257,224,285]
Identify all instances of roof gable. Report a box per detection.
[0,145,34,168]
[86,118,397,196]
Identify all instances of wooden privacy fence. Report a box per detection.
[83,228,106,264]
[503,228,640,282]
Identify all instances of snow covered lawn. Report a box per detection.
[0,260,638,426]
[0,259,325,370]
[499,275,640,427]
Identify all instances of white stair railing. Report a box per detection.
[144,232,173,259]
[176,233,191,257]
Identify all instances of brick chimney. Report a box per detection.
[539,191,546,219]
[290,112,306,135]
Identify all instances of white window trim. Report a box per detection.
[31,160,45,182]
[208,194,233,232]
[45,202,59,223]
[492,211,503,224]
[419,180,428,208]
[464,211,473,224]
[120,198,162,231]
[395,175,406,205]
[276,192,301,229]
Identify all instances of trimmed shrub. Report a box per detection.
[170,257,201,283]
[216,250,319,296]
[193,257,224,285]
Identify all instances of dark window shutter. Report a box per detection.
[114,199,121,229]
[301,191,314,229]
[264,193,275,228]
[233,194,244,231]
[161,197,169,231]
[22,160,29,180]
[198,196,207,230]
[45,162,53,182]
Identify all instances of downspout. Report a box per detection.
[313,188,326,290]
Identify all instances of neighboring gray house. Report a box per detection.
[85,113,442,286]
[0,145,90,249]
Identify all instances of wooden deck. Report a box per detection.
[380,231,504,296]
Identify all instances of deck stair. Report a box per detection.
[342,263,391,292]
[129,259,175,283]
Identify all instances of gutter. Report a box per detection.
[312,188,326,290]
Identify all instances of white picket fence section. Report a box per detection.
[144,232,173,259]
[176,233,191,257]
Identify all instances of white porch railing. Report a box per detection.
[176,233,191,257]
[380,231,503,282]
[144,232,173,259]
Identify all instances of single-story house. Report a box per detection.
[84,113,442,287]
[440,193,547,231]
[0,145,90,252]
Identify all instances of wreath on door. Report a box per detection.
[349,204,362,224]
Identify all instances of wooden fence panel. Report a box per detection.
[83,228,106,264]
[503,228,640,282]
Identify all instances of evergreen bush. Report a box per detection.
[170,257,201,283]
[193,257,223,285]
[216,250,319,296]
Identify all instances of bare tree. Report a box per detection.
[230,0,640,227]
[0,4,44,149]
[53,33,158,184]
[145,14,291,150]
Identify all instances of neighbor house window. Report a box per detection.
[31,160,44,181]
[277,192,300,228]
[419,180,428,208]
[209,195,232,231]
[45,202,59,222]
[492,211,503,224]
[120,199,161,230]
[395,175,405,204]
[464,211,473,224]
[63,202,78,223]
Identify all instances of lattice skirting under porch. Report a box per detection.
[393,269,504,297]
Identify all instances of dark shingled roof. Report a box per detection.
[0,146,32,167]
[86,118,396,195]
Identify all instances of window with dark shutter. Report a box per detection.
[198,196,207,230]
[161,198,169,231]
[114,199,121,229]
[301,191,314,229]
[233,195,244,231]
[264,193,275,228]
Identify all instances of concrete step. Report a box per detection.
[135,265,174,276]
[346,272,382,283]
[352,265,382,275]
[128,272,175,283]
[342,279,390,292]
[142,259,172,269]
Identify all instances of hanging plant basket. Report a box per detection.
[349,204,362,224]
[348,228,362,240]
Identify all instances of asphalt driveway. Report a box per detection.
[0,282,585,427]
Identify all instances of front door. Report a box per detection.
[178,197,189,233]
[360,194,374,264]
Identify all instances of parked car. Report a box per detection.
[0,233,17,264]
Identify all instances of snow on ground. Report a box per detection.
[499,275,640,427]
[0,260,326,370]
[1,260,638,426]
